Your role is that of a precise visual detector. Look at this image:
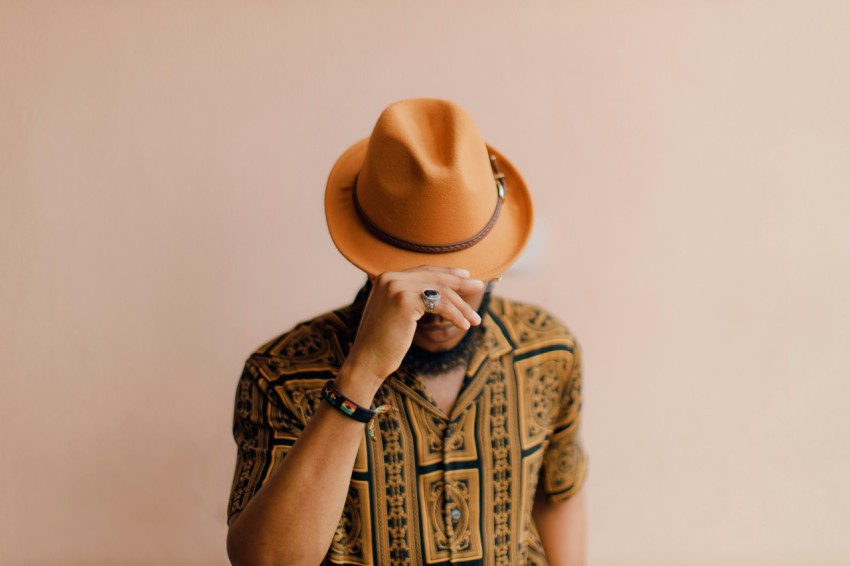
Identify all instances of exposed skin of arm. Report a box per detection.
[226,370,380,566]
[226,266,484,566]
[533,488,588,566]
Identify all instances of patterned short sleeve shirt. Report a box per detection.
[228,293,587,566]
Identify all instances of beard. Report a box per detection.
[401,290,491,377]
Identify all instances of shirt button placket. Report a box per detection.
[443,421,456,562]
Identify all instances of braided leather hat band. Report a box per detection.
[351,155,507,254]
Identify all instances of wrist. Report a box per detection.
[334,361,384,407]
[322,378,397,441]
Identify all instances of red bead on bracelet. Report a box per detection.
[321,380,396,440]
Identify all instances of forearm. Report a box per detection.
[227,366,381,566]
[227,268,482,565]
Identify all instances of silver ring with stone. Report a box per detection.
[421,289,441,312]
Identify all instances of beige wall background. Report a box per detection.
[2,1,849,564]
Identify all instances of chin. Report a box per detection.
[413,342,453,354]
[412,331,465,353]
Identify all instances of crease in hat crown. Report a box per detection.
[325,97,534,279]
[355,99,499,246]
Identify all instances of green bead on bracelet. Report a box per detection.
[321,380,396,440]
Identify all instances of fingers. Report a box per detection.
[407,283,483,329]
[438,286,482,328]
[373,266,486,330]
[422,294,470,330]
[390,267,485,294]
[403,265,470,278]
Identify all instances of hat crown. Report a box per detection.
[356,99,498,246]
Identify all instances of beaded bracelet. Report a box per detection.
[321,380,396,440]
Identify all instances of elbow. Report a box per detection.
[227,528,280,566]
[227,520,274,566]
[227,524,257,566]
[227,521,324,566]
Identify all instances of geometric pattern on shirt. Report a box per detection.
[228,291,587,565]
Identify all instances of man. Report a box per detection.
[226,99,587,566]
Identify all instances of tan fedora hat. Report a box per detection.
[325,98,533,280]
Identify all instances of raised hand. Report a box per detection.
[340,266,485,397]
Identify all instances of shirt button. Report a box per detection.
[450,508,461,520]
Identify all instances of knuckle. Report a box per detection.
[385,279,402,295]
[391,290,408,306]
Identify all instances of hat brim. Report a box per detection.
[325,138,533,280]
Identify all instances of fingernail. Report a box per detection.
[457,268,471,277]
[472,312,482,324]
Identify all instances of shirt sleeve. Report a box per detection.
[227,356,305,522]
[539,342,587,503]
